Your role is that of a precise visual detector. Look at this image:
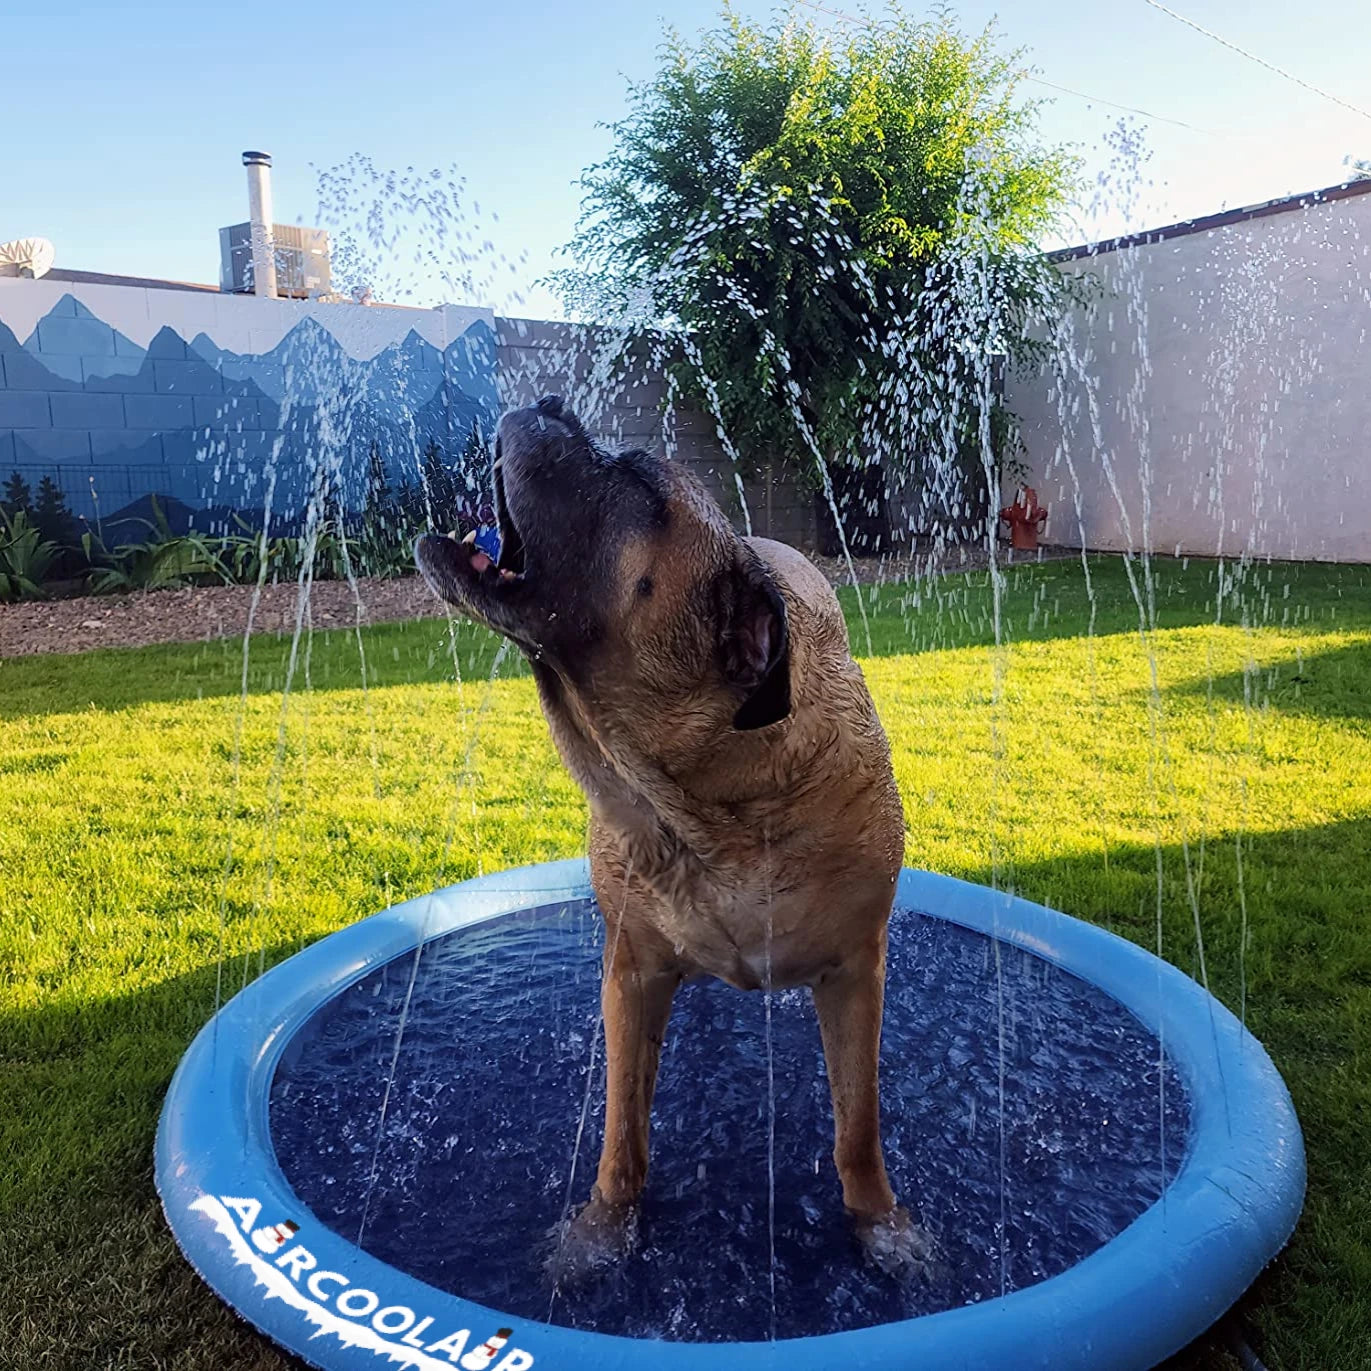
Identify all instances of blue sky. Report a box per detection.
[3,0,1368,319]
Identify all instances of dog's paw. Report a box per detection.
[546,1194,638,1288]
[854,1205,938,1283]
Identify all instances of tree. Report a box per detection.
[32,476,75,548]
[458,418,493,524]
[359,441,394,555]
[420,439,463,534]
[556,5,1079,552]
[1346,155,1371,181]
[354,440,403,577]
[2,472,32,519]
[364,440,393,514]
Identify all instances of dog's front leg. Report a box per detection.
[552,924,679,1284]
[595,931,679,1207]
[811,934,896,1220]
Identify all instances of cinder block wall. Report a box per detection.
[495,317,817,550]
[0,277,497,527]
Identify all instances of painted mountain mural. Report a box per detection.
[0,293,499,534]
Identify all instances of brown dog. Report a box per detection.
[417,396,919,1277]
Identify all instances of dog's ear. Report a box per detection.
[719,555,791,730]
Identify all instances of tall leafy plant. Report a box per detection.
[84,497,232,594]
[556,5,1081,550]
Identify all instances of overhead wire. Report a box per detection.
[1139,0,1371,124]
[1022,74,1237,136]
[791,0,1251,138]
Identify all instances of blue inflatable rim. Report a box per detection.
[155,861,1305,1371]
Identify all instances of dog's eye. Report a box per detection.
[637,576,654,598]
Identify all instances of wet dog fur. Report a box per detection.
[416,396,922,1280]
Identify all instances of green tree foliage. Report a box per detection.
[556,5,1080,547]
[3,472,33,519]
[420,438,464,533]
[32,476,75,549]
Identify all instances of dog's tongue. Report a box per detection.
[471,550,492,573]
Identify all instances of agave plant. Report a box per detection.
[0,508,59,601]
[84,496,233,594]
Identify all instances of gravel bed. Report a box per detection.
[0,577,448,659]
[0,545,1077,659]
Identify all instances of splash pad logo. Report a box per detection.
[190,1194,533,1371]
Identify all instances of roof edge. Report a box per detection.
[1051,176,1371,263]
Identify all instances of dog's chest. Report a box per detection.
[654,877,833,991]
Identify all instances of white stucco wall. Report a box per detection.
[1005,186,1371,563]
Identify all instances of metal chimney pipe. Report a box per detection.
[242,151,277,299]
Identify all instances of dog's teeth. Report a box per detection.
[460,529,478,545]
[499,568,517,580]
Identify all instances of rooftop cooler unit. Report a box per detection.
[219,222,331,299]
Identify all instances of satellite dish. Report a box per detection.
[0,237,56,279]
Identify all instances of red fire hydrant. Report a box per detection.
[999,486,1049,552]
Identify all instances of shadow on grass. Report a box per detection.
[0,613,524,723]
[1166,638,1371,727]
[6,816,1370,1368]
[1,939,310,1371]
[852,555,1371,659]
[4,557,1370,721]
[966,815,1371,1371]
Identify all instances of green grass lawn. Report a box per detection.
[2,555,1369,1370]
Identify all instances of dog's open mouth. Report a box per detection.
[492,447,527,578]
[445,530,522,584]
[414,440,530,607]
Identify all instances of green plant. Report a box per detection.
[555,5,1081,548]
[215,518,308,586]
[356,530,420,580]
[84,497,233,594]
[211,516,409,589]
[308,523,353,582]
[0,508,59,600]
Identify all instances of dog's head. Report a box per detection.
[416,395,790,735]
